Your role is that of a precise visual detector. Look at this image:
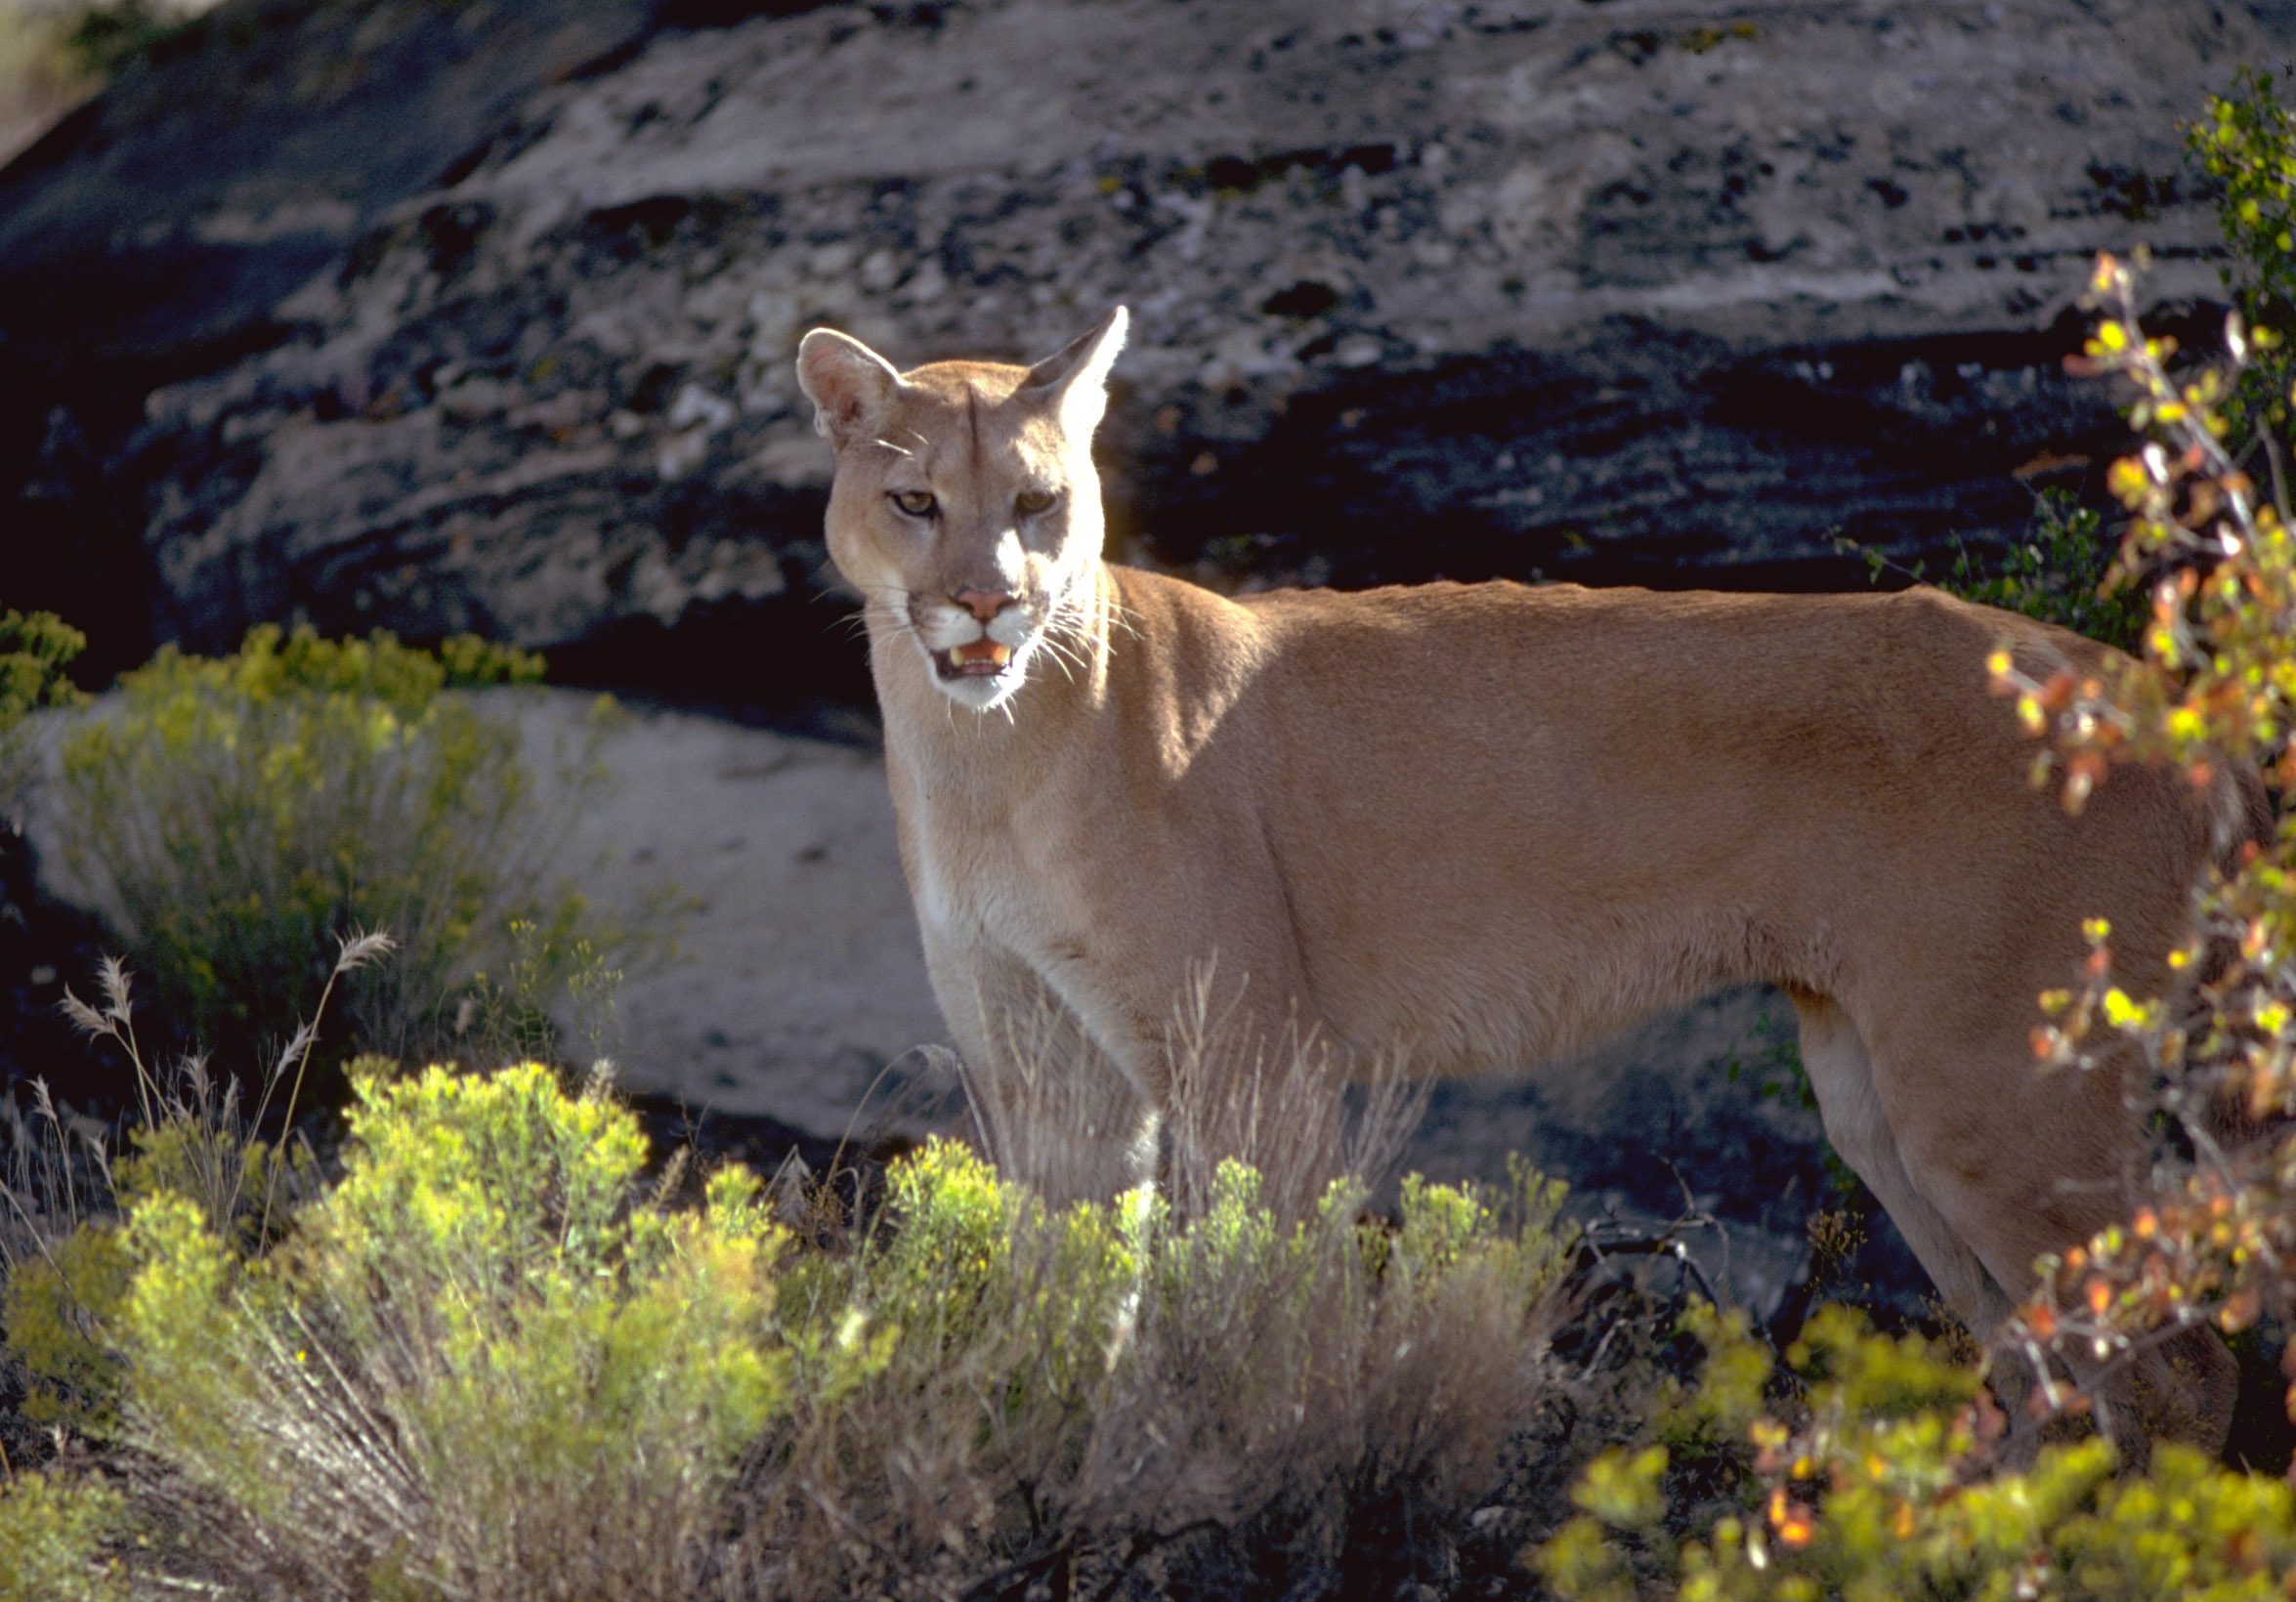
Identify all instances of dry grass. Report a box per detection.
[713,980,1567,1601]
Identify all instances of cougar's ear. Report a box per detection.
[1017,306,1128,438]
[795,328,905,447]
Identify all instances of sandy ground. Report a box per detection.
[531,690,953,1137]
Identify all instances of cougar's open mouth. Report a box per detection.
[933,638,1015,679]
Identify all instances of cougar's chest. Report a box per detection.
[894,768,1091,961]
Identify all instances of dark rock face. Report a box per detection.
[0,0,658,673]
[0,0,2277,697]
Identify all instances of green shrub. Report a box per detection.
[0,608,84,821]
[1541,1304,2296,1602]
[1842,485,2146,654]
[735,1142,1573,1600]
[0,1471,125,1602]
[1944,487,2147,653]
[106,1061,797,1601]
[3,1050,306,1442]
[52,624,616,1066]
[0,1061,1577,1600]
[2191,67,2296,439]
[61,1,192,76]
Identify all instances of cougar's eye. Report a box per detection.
[1014,487,1058,517]
[889,490,937,519]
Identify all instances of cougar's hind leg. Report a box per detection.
[1790,994,2018,1335]
[1792,993,2075,1459]
[2018,1034,2238,1463]
[1854,998,2236,1462]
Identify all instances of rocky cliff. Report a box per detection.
[2,0,2282,697]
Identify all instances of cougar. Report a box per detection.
[797,307,2259,1454]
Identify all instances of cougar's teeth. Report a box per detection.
[935,638,1018,681]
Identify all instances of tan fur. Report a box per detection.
[796,309,2246,1455]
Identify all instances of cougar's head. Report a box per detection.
[796,309,1127,713]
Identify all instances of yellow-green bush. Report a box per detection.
[736,1143,1573,1600]
[2192,67,2295,438]
[104,1062,798,1600]
[2,1218,131,1436]
[1541,1305,2296,1602]
[0,1470,125,1602]
[52,624,615,1063]
[0,1062,1576,1601]
[2,1088,285,1439]
[0,608,84,819]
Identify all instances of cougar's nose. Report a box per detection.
[951,585,1016,622]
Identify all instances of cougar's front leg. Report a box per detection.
[920,930,1160,1206]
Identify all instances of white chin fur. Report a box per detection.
[934,671,1022,711]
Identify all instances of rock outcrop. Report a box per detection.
[0,0,659,672]
[1,0,2281,694]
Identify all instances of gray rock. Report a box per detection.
[2,0,2273,679]
[0,0,661,674]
